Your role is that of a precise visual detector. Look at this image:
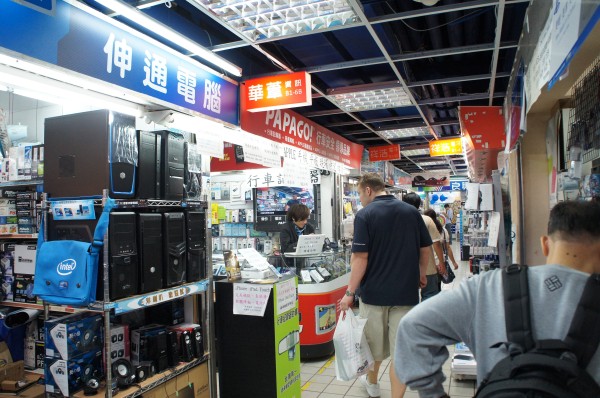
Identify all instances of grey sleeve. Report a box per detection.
[395,277,479,398]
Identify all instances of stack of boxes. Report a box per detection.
[0,243,15,301]
[44,314,104,397]
[15,191,40,235]
[1,145,44,183]
[0,197,17,234]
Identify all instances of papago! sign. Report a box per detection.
[240,105,363,170]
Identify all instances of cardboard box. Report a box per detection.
[13,274,36,303]
[14,244,36,274]
[109,324,130,361]
[35,340,44,370]
[143,362,209,398]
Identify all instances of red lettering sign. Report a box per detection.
[368,144,401,161]
[243,72,312,112]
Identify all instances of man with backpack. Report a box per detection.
[394,200,600,398]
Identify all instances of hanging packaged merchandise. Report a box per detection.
[32,199,115,306]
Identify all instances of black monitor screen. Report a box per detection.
[254,186,318,232]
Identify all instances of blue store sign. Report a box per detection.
[0,0,239,125]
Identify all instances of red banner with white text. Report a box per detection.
[241,89,363,169]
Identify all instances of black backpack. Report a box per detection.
[475,264,600,398]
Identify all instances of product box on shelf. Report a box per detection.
[14,244,36,274]
[24,337,36,369]
[131,324,168,370]
[45,349,103,397]
[0,224,18,234]
[45,313,103,360]
[109,324,130,361]
[1,244,15,274]
[145,300,185,326]
[1,274,14,301]
[13,273,36,303]
[35,340,44,369]
[31,144,44,180]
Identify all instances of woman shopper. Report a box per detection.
[424,209,459,290]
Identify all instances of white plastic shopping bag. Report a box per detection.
[333,310,374,381]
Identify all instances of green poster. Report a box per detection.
[273,277,301,398]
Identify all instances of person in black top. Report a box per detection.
[279,204,315,253]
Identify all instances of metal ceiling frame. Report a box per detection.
[488,0,506,104]
[208,0,529,52]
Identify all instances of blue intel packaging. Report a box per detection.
[44,313,103,360]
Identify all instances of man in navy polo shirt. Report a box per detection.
[339,173,432,398]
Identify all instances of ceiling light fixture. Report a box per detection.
[0,65,144,117]
[401,148,430,157]
[94,0,242,76]
[191,0,359,41]
[330,87,412,112]
[379,126,429,139]
[417,161,447,167]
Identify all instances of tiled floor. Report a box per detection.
[299,239,476,398]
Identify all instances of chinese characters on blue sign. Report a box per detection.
[1,0,238,125]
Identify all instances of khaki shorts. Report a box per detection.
[359,299,413,362]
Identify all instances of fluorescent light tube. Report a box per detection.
[94,0,242,77]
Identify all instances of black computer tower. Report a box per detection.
[136,131,162,199]
[48,205,101,243]
[156,131,185,200]
[185,211,206,282]
[108,212,138,300]
[137,213,163,293]
[163,212,186,287]
[183,141,202,201]
[44,109,137,199]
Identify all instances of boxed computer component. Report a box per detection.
[13,273,36,303]
[145,300,185,326]
[109,324,130,361]
[130,324,168,371]
[45,313,103,360]
[14,244,36,274]
[45,349,103,397]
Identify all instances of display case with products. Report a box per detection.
[283,249,350,359]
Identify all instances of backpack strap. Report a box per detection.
[502,264,534,352]
[564,273,600,368]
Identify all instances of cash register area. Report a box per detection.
[217,240,478,398]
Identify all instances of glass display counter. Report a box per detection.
[283,250,350,359]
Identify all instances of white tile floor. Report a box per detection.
[300,239,477,398]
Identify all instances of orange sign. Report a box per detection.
[368,144,401,161]
[429,138,463,157]
[243,71,311,113]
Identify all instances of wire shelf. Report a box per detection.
[567,55,600,164]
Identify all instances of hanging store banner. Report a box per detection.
[241,93,363,169]
[412,172,450,188]
[429,138,463,157]
[0,0,238,125]
[243,71,311,113]
[368,144,401,162]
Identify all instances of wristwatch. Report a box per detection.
[345,290,355,297]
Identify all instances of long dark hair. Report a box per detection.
[424,209,443,234]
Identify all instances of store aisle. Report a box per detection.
[300,240,476,398]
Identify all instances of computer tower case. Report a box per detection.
[185,211,206,282]
[48,206,101,243]
[108,212,139,300]
[163,212,186,287]
[136,131,161,199]
[156,131,185,200]
[44,109,137,199]
[137,213,163,293]
[184,141,203,201]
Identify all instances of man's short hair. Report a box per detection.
[444,204,450,209]
[359,172,385,193]
[548,201,600,241]
[402,192,421,209]
[287,204,310,222]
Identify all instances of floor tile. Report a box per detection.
[344,386,367,397]
[322,384,351,395]
[303,382,328,393]
[310,374,335,385]
[301,392,320,398]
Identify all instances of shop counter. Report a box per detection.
[283,250,350,359]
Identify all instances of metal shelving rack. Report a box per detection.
[37,192,215,398]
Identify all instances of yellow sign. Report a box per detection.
[429,137,463,157]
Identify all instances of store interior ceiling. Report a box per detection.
[12,0,531,177]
